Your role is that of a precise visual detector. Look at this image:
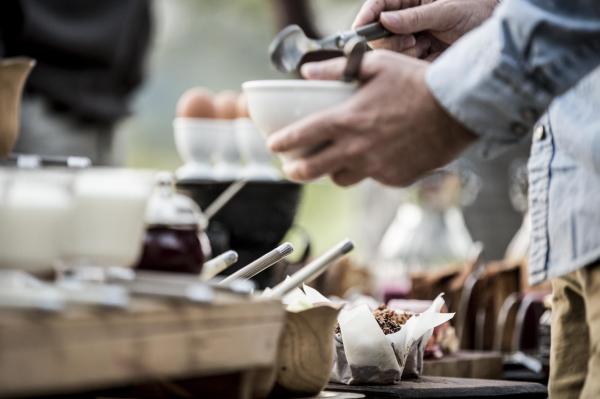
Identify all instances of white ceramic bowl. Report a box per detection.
[242,80,357,160]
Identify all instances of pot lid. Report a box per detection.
[145,172,207,228]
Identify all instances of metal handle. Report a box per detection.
[343,38,368,82]
[265,239,354,299]
[204,179,247,221]
[355,22,391,41]
[218,242,294,285]
[200,250,239,281]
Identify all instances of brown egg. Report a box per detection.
[176,87,216,118]
[214,90,239,120]
[236,93,250,118]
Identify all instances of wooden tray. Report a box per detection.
[423,351,503,379]
[328,376,547,398]
[0,297,285,398]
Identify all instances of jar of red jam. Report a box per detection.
[136,173,210,274]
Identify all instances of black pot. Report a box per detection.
[176,179,302,288]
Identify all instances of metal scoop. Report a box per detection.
[218,242,294,285]
[264,238,354,299]
[269,22,390,73]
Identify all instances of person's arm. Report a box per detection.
[427,0,600,155]
[268,0,600,186]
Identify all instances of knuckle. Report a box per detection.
[379,169,413,187]
[447,2,462,15]
[344,140,367,159]
[403,47,417,58]
[374,169,397,186]
[282,129,299,148]
[331,173,348,187]
[369,38,387,50]
[367,157,385,176]
[367,161,383,177]
[372,0,384,12]
[345,111,369,131]
[377,176,396,187]
[371,51,387,64]
[295,162,318,181]
[331,171,357,187]
[327,113,349,136]
[396,35,415,49]
[408,11,421,28]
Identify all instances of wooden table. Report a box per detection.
[327,376,547,398]
[423,351,503,379]
[0,296,285,399]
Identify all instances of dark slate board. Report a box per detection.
[327,376,547,399]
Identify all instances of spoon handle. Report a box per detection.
[204,179,247,221]
[200,250,239,281]
[265,239,354,299]
[355,22,392,41]
[218,242,294,285]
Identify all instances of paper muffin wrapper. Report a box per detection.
[330,294,454,385]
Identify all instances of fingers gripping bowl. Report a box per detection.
[242,80,357,161]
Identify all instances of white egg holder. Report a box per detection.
[173,117,281,182]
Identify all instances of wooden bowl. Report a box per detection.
[0,58,34,156]
[270,303,342,397]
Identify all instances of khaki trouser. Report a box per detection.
[550,263,600,399]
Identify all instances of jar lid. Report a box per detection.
[145,172,207,227]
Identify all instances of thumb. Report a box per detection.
[380,3,441,35]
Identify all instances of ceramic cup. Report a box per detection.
[60,169,155,269]
[0,169,73,272]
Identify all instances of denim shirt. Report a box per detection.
[426,0,600,284]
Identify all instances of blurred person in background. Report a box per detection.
[0,0,151,165]
[272,0,321,40]
[268,0,600,397]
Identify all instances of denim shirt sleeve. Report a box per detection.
[426,0,600,156]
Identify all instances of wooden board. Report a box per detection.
[0,297,285,398]
[328,376,547,398]
[423,351,503,379]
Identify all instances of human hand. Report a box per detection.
[267,51,477,187]
[353,0,496,59]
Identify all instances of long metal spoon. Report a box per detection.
[218,242,294,285]
[264,239,354,299]
[203,179,247,221]
[269,23,390,73]
[200,250,239,281]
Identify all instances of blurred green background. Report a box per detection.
[119,0,371,256]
